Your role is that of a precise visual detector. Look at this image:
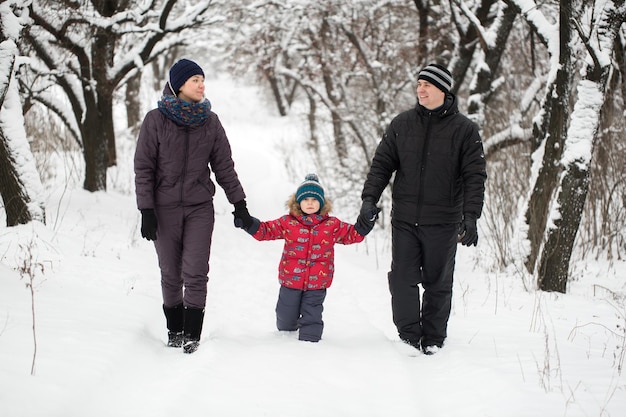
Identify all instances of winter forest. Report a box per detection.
[1,0,626,415]
[3,0,626,291]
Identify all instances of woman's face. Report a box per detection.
[178,75,205,103]
[300,197,320,215]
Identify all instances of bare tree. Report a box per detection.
[20,0,217,192]
[0,0,45,226]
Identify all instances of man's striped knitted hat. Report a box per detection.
[418,63,453,94]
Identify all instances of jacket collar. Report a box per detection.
[416,93,458,118]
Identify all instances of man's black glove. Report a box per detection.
[460,213,478,246]
[140,209,158,241]
[355,204,381,236]
[232,200,253,230]
[359,198,377,218]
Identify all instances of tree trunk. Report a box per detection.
[537,162,589,292]
[82,97,110,192]
[0,138,33,226]
[265,70,288,117]
[125,71,143,137]
[413,0,429,63]
[306,92,319,151]
[0,49,45,226]
[524,2,573,274]
[99,87,116,169]
[93,18,117,169]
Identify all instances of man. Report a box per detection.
[360,63,486,355]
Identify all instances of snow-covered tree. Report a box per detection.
[506,0,625,292]
[20,0,217,192]
[452,1,518,130]
[503,0,574,278]
[536,0,626,292]
[0,0,45,226]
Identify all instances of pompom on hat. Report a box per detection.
[418,63,453,94]
[296,174,325,208]
[169,59,205,94]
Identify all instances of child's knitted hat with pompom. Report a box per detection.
[296,174,325,207]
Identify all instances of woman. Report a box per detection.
[134,58,253,354]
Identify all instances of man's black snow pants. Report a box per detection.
[388,219,458,348]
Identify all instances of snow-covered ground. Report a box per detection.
[1,76,625,417]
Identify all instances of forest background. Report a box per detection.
[1,1,625,317]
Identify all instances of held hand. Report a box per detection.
[460,214,478,246]
[359,199,377,218]
[355,205,381,236]
[232,200,253,229]
[140,209,158,241]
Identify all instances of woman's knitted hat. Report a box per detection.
[296,174,325,207]
[169,59,205,94]
[418,63,453,94]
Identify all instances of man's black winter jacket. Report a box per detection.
[361,94,486,225]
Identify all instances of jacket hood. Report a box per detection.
[162,83,177,97]
[287,193,333,216]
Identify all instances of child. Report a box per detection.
[241,174,380,342]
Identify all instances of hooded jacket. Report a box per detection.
[250,195,364,291]
[134,85,245,210]
[361,94,486,225]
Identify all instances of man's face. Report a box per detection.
[416,80,445,110]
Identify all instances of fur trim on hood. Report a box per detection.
[287,193,333,216]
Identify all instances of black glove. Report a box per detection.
[232,200,253,230]
[359,198,377,217]
[246,217,261,235]
[140,209,158,241]
[355,205,381,236]
[460,213,478,246]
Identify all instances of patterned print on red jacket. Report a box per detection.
[252,196,364,290]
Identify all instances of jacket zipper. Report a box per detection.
[416,112,432,225]
[180,127,190,205]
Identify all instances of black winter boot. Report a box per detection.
[183,307,205,354]
[163,303,184,348]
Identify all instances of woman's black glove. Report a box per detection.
[140,209,158,241]
[459,213,478,246]
[232,200,253,229]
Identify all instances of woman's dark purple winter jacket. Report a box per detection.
[134,89,245,210]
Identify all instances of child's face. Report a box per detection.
[300,197,320,215]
